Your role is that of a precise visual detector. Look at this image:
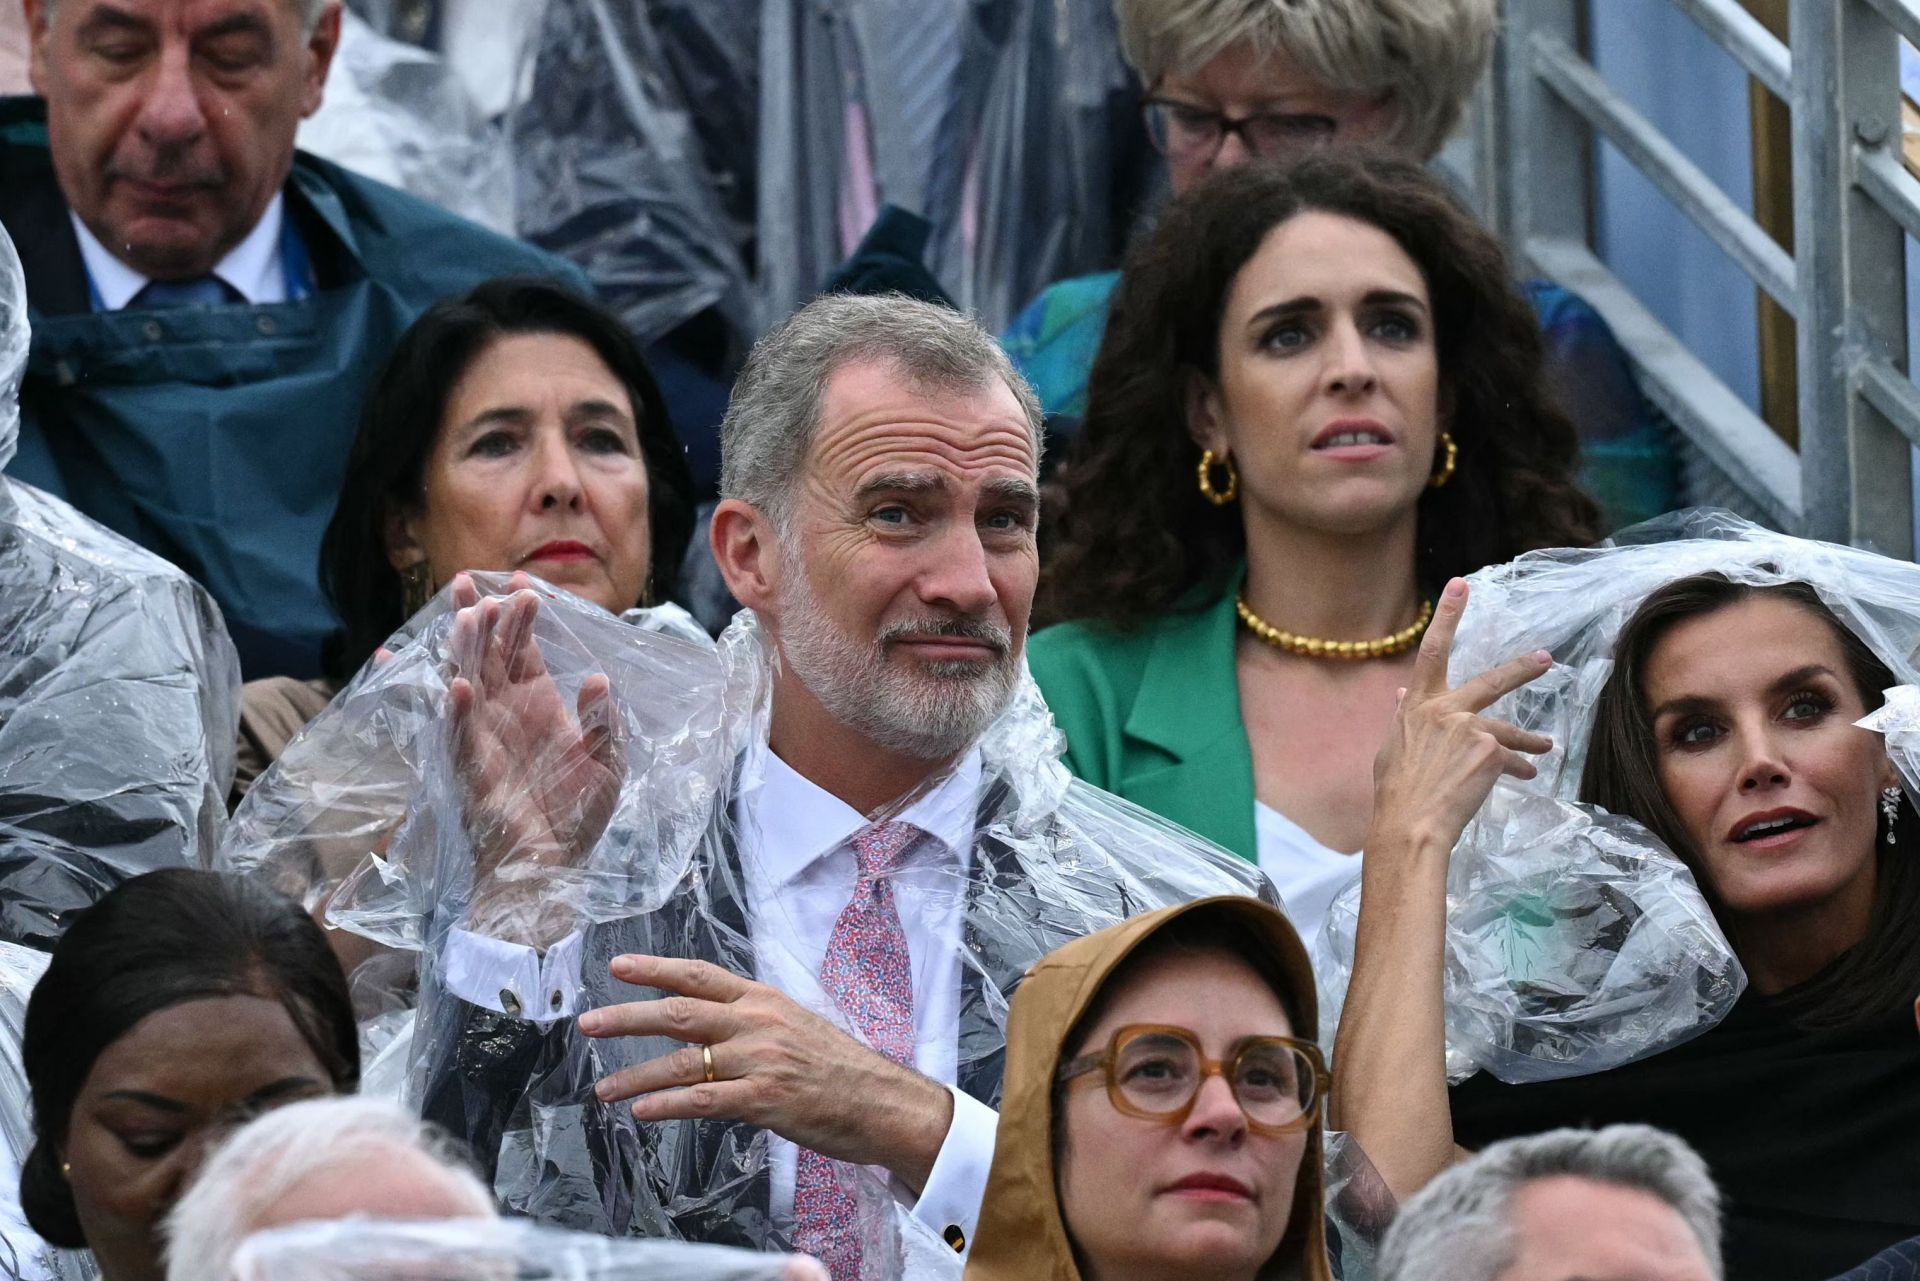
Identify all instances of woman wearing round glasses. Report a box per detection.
[964,896,1332,1281]
[1003,0,1678,531]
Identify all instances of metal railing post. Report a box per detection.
[1494,1,1589,251]
[1790,0,1913,555]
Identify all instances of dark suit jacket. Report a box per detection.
[420,777,1261,1246]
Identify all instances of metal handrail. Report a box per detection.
[1486,0,1920,554]
[1669,0,1792,99]
[1859,0,1920,54]
[1530,31,1798,314]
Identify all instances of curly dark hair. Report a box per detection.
[1040,150,1603,627]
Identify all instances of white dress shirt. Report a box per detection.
[70,193,291,310]
[443,744,1000,1265]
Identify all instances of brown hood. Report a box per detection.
[963,896,1333,1281]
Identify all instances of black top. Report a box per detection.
[1450,991,1920,1281]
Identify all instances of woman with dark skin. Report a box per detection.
[19,869,359,1281]
[1336,571,1920,1280]
[1028,153,1600,947]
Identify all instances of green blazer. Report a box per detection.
[1027,578,1258,862]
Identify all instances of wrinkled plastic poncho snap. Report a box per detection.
[0,942,96,1281]
[222,574,1275,1270]
[0,222,240,950]
[1313,511,1914,1083]
[229,1217,823,1281]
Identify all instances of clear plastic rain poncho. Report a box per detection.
[0,942,96,1281]
[339,0,1145,345]
[0,226,240,950]
[221,574,1274,1268]
[1313,509,1920,1084]
[229,1217,823,1281]
[298,9,517,235]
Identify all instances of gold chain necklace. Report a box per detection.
[1235,593,1434,661]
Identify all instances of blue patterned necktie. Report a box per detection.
[131,275,243,310]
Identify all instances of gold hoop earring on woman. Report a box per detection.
[1197,449,1239,506]
[1428,432,1459,489]
[400,561,435,616]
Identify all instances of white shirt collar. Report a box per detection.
[739,744,984,890]
[70,193,289,311]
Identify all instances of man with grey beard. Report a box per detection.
[410,292,1273,1277]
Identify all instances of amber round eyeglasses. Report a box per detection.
[1056,1024,1328,1136]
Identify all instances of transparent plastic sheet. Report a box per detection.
[1321,1132,1395,1281]
[1309,511,1920,1084]
[227,576,1275,1266]
[506,0,757,348]
[299,10,517,234]
[229,1217,825,1281]
[758,0,1142,332]
[0,942,97,1281]
[0,228,240,951]
[220,588,717,940]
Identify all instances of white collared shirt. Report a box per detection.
[70,193,290,310]
[443,744,999,1263]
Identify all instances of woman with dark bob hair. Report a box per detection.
[1338,554,1920,1280]
[1028,151,1601,947]
[231,278,697,802]
[20,868,359,1281]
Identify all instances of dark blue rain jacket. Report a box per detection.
[0,96,589,677]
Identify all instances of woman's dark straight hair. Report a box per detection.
[1040,149,1602,628]
[1579,575,1920,1033]
[320,277,698,681]
[18,869,359,1247]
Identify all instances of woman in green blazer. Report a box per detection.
[1028,154,1602,947]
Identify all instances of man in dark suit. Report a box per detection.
[415,293,1273,1276]
[3,0,587,677]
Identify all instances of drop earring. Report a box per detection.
[1882,785,1903,844]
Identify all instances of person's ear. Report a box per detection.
[300,3,344,118]
[711,498,781,616]
[23,0,53,98]
[384,503,428,575]
[1184,369,1229,456]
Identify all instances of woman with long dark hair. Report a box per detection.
[1028,151,1601,945]
[1335,538,1920,1280]
[19,869,359,1281]
[231,278,696,803]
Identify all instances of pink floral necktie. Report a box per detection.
[792,820,921,1279]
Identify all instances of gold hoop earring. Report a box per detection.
[400,561,435,616]
[1197,449,1239,506]
[1428,432,1459,489]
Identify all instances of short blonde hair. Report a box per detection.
[1113,0,1498,160]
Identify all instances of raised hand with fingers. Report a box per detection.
[446,572,626,945]
[1332,576,1558,1199]
[1368,577,1556,859]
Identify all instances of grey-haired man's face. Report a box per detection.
[766,358,1040,760]
[26,0,338,279]
[1493,1176,1715,1281]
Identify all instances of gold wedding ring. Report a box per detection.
[701,1043,716,1084]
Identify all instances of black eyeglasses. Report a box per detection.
[1057,1024,1327,1136]
[1141,96,1339,163]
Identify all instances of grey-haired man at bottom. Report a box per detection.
[1377,1124,1722,1281]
